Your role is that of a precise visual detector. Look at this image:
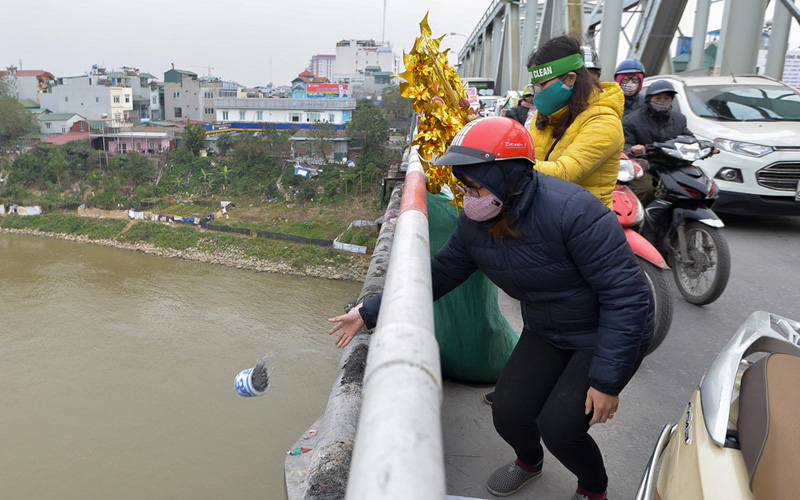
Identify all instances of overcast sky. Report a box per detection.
[1,0,491,87]
[2,0,796,88]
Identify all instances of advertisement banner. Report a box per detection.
[307,83,350,99]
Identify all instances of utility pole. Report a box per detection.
[567,0,583,41]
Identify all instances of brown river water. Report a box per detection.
[0,233,361,500]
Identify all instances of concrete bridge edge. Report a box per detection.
[284,150,409,500]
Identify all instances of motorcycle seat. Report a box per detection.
[737,353,800,500]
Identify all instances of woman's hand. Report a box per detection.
[631,144,646,155]
[328,306,365,349]
[585,387,620,426]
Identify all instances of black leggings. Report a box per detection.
[492,329,645,493]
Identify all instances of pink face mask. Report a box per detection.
[463,192,504,221]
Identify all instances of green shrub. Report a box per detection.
[118,221,200,250]
[0,214,127,239]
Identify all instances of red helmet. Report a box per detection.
[434,117,535,166]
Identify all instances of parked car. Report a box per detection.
[641,75,800,216]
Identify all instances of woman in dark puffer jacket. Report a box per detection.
[328,117,653,500]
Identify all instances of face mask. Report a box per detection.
[533,80,574,116]
[463,192,504,221]
[649,100,672,115]
[621,81,639,96]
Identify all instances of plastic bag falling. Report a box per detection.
[235,355,271,397]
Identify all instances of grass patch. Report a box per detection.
[118,221,200,250]
[1,214,127,239]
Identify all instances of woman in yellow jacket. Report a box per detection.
[527,36,624,209]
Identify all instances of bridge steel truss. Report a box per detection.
[455,0,798,96]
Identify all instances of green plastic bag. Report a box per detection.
[427,190,518,383]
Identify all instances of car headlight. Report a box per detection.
[714,138,773,157]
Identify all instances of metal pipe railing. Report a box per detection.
[345,147,445,499]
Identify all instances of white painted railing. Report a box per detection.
[345,146,445,499]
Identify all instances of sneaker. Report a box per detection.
[486,460,542,497]
[484,391,494,405]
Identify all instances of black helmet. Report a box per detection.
[581,46,601,72]
[644,80,678,100]
[615,58,645,75]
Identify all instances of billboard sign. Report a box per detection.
[307,83,350,99]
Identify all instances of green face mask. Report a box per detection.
[533,79,574,116]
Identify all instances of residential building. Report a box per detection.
[38,113,88,135]
[331,39,399,99]
[44,118,92,145]
[213,97,356,125]
[309,54,336,81]
[91,124,178,155]
[0,67,55,104]
[39,67,134,121]
[164,66,237,122]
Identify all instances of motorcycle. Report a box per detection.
[636,310,800,499]
[636,136,731,306]
[613,152,673,355]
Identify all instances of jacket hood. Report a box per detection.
[452,159,533,205]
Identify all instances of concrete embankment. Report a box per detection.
[0,226,363,282]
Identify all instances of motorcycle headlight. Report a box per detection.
[618,158,637,182]
[660,147,683,159]
[714,138,773,157]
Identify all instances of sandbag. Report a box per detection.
[427,190,518,383]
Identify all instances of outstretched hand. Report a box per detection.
[328,306,365,349]
[585,387,619,426]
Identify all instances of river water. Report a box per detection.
[0,233,361,500]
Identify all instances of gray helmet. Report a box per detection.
[581,46,601,72]
[644,80,677,100]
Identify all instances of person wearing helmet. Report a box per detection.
[328,117,654,500]
[581,45,602,82]
[504,83,536,127]
[614,58,646,116]
[622,80,694,205]
[527,35,624,210]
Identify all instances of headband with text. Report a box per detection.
[528,53,585,82]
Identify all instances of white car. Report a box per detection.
[642,75,800,216]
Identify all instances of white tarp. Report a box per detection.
[17,206,42,215]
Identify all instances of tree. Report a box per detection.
[182,122,207,156]
[0,80,34,147]
[346,99,389,152]
[216,132,235,155]
[382,85,413,120]
[309,121,337,163]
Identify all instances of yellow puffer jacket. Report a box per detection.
[528,81,624,208]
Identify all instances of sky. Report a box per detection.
[0,0,491,87]
[2,0,798,88]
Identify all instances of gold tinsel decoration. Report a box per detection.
[395,13,479,206]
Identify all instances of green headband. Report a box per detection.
[528,53,585,82]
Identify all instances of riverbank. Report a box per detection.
[0,225,369,282]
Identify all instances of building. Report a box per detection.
[38,113,88,135]
[331,39,399,99]
[43,118,92,145]
[163,66,237,122]
[291,70,330,98]
[309,54,336,81]
[213,97,355,125]
[0,67,55,104]
[333,39,396,75]
[91,125,177,155]
[39,68,134,121]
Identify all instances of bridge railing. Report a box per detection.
[345,146,445,499]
